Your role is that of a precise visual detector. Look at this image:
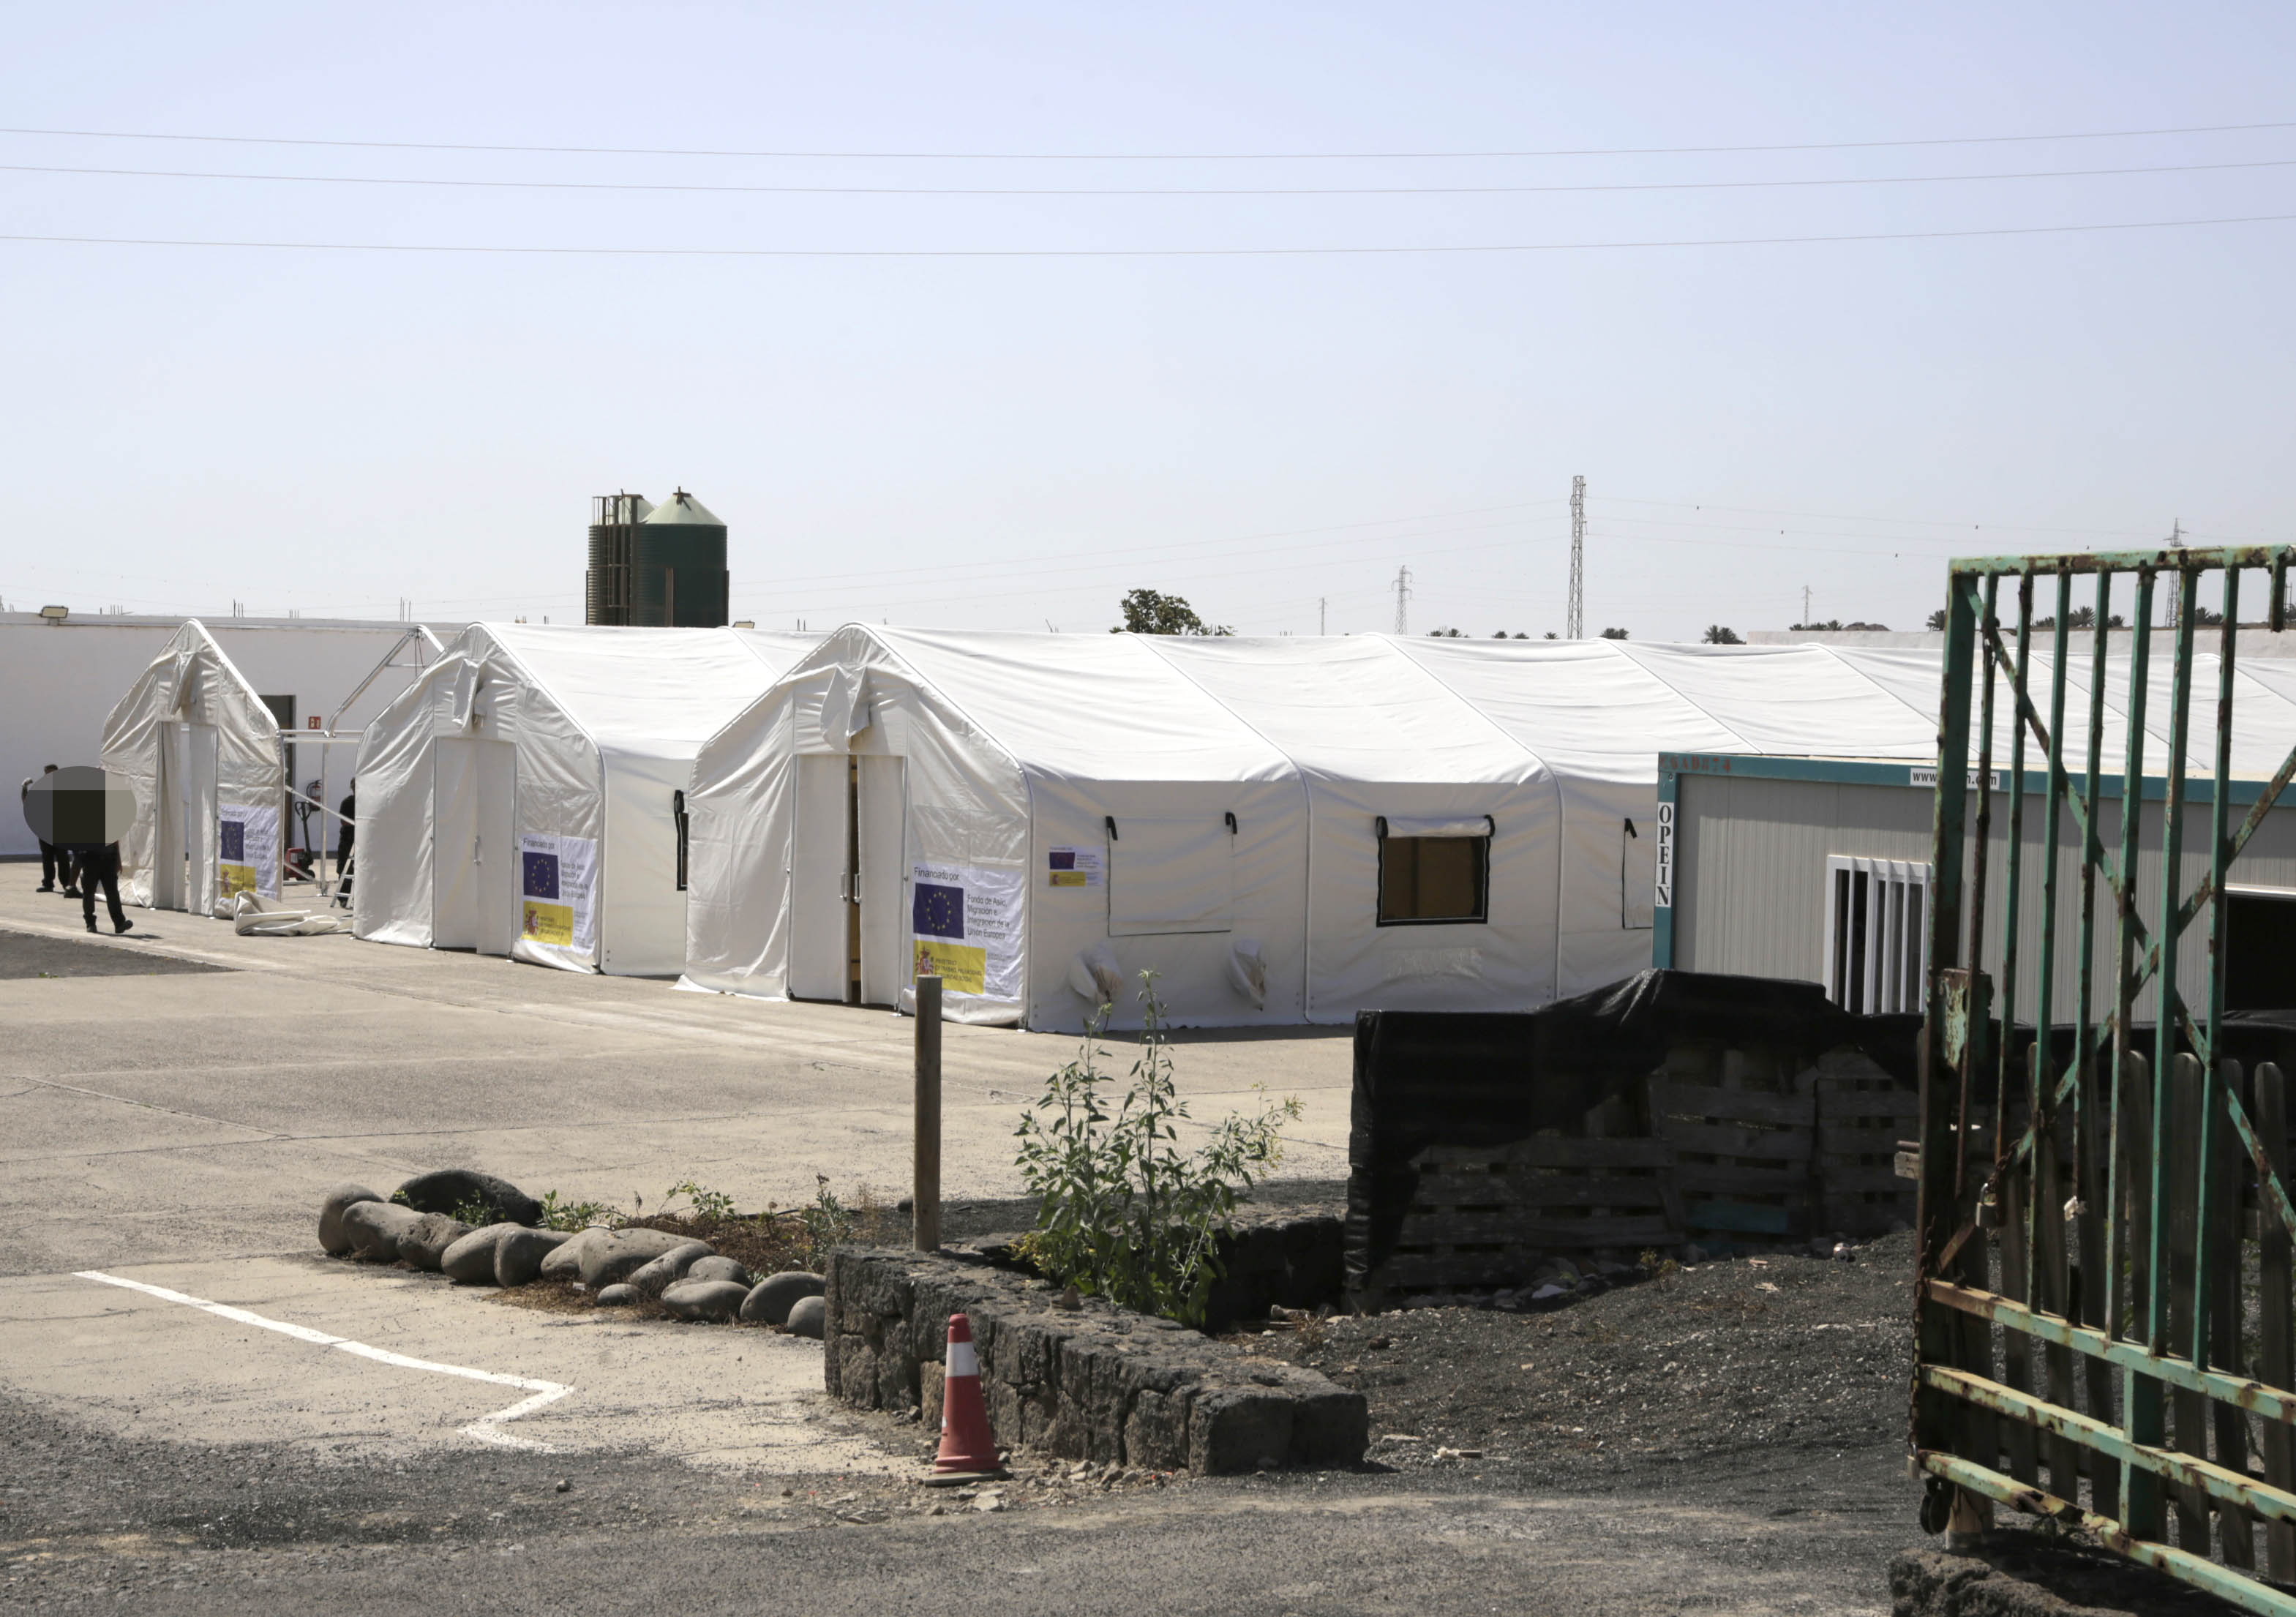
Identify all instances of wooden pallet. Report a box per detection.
[1812,1048,1921,1237]
[1376,1134,1679,1291]
[1648,1062,1816,1241]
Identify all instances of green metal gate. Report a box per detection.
[1920,545,2296,1613]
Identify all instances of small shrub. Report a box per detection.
[1014,972,1299,1328]
[536,1190,623,1232]
[449,1194,497,1228]
[664,1179,738,1223]
[793,1175,858,1261]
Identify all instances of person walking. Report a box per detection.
[71,839,129,935]
[334,778,356,903]
[20,764,75,894]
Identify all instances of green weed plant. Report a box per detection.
[1014,972,1297,1328]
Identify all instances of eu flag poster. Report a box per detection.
[519,832,596,954]
[909,860,1021,999]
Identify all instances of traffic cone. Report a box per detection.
[926,1312,1005,1482]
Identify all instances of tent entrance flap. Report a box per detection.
[472,741,517,956]
[857,755,907,1007]
[432,738,516,952]
[1107,816,1234,937]
[432,738,477,949]
[789,753,850,1001]
[177,722,220,914]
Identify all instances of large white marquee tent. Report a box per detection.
[680,629,1963,1032]
[350,624,817,975]
[102,620,294,912]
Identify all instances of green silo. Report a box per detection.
[631,488,730,628]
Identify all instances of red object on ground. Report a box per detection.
[933,1312,1001,1474]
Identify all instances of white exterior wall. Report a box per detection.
[1672,768,2296,1024]
[3,614,435,858]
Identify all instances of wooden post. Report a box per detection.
[2258,1062,2294,1580]
[2213,1060,2255,1569]
[2169,1053,2210,1553]
[914,975,942,1252]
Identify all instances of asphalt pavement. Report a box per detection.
[0,874,1918,1614]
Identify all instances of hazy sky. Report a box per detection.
[4,4,2290,639]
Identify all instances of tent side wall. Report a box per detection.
[1021,772,1308,1032]
[350,654,462,947]
[792,637,1035,1024]
[684,638,1040,1021]
[465,634,612,975]
[1291,779,1559,1021]
[684,688,802,997]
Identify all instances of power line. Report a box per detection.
[757,499,1564,592]
[1594,494,2176,538]
[11,153,2296,197]
[7,211,2293,260]
[4,117,2292,162]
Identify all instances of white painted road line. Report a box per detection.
[72,1270,574,1451]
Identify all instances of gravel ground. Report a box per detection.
[1258,1231,1918,1491]
[2,1234,1935,1613]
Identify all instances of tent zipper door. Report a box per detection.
[856,755,907,1008]
[788,752,852,1001]
[163,721,220,915]
[471,742,517,957]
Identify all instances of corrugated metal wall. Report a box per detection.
[1675,770,2296,1023]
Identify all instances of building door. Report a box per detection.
[788,753,851,1000]
[856,756,907,1007]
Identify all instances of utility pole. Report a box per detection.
[1318,596,1327,635]
[1392,567,1412,636]
[1567,476,1586,640]
[2166,519,2184,628]
[1802,585,1812,627]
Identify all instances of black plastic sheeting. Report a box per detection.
[1346,969,1921,1291]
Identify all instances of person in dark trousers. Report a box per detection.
[334,779,356,902]
[20,764,75,894]
[71,840,129,934]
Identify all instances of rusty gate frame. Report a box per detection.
[1920,545,2296,1614]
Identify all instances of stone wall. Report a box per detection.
[1200,1209,1345,1330]
[824,1247,1367,1474]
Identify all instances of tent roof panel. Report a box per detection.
[1395,637,1755,784]
[858,626,1296,783]
[1610,642,1936,759]
[469,624,819,756]
[1144,636,1545,784]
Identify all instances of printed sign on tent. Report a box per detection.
[217,803,280,900]
[1046,847,1103,888]
[912,860,1021,998]
[521,832,597,951]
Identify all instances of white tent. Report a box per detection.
[102,620,291,912]
[351,624,817,975]
[683,626,1306,1024]
[680,630,1951,1032]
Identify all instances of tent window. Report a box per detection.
[1822,855,1928,1014]
[1376,817,1490,926]
[2227,890,2296,1010]
[1107,816,1234,937]
[672,789,689,892]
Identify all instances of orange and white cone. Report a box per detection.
[926,1312,1005,1482]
